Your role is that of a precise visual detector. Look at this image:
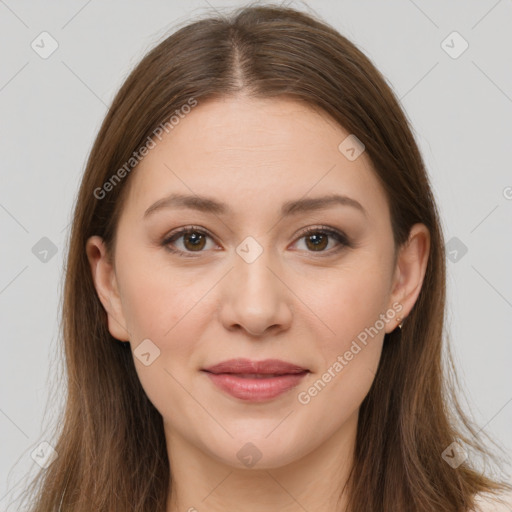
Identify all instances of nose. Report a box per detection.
[217,248,293,337]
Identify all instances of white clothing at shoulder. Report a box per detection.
[472,489,512,512]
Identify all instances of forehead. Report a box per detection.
[120,96,389,222]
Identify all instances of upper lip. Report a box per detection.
[202,358,308,375]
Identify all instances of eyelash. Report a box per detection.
[161,225,351,258]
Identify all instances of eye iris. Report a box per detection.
[183,232,206,251]
[306,232,328,251]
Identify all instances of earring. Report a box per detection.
[387,317,404,340]
[386,316,403,340]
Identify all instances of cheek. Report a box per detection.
[115,255,222,406]
[116,258,210,416]
[303,261,392,347]
[294,266,389,430]
[117,252,207,341]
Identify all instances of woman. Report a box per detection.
[19,4,511,511]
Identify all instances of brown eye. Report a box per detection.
[163,227,217,257]
[293,227,350,254]
[182,231,207,251]
[305,232,329,251]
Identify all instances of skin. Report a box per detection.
[86,95,430,511]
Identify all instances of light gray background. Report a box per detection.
[1,0,511,508]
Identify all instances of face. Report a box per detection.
[87,95,428,471]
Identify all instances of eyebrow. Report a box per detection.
[143,192,368,219]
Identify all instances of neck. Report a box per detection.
[165,410,358,512]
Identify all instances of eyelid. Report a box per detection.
[293,224,349,243]
[164,225,216,242]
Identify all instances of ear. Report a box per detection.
[385,223,430,333]
[85,235,131,341]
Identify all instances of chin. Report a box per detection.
[204,433,311,471]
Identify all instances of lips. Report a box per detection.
[202,358,309,402]
[203,358,308,375]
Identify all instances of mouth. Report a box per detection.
[201,358,310,402]
[214,373,304,378]
[202,358,308,375]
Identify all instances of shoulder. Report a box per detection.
[471,488,512,512]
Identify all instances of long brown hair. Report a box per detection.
[15,3,511,511]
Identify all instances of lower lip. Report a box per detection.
[203,371,308,402]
